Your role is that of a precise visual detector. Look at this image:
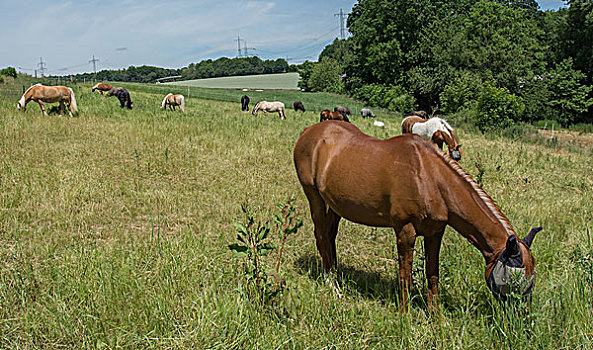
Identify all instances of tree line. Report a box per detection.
[58,57,293,84]
[298,0,593,129]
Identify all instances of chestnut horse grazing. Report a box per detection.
[320,109,349,123]
[252,101,286,119]
[91,82,114,95]
[294,101,306,112]
[402,116,462,161]
[17,84,78,117]
[294,122,540,311]
[161,93,185,112]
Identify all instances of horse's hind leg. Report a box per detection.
[395,223,416,313]
[303,186,341,273]
[59,101,64,117]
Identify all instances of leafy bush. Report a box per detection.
[352,84,415,112]
[308,58,345,94]
[476,82,525,132]
[0,67,17,78]
[440,72,483,114]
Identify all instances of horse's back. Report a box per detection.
[295,122,438,226]
[401,115,425,134]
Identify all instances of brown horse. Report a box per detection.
[91,82,114,95]
[17,84,78,117]
[402,116,462,161]
[320,109,349,123]
[334,105,351,117]
[161,93,185,113]
[294,122,540,311]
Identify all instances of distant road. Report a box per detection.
[165,72,300,90]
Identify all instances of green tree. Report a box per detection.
[308,59,344,94]
[547,58,593,125]
[559,0,593,84]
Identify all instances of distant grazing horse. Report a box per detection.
[91,82,114,96]
[106,87,133,109]
[361,108,375,118]
[252,101,286,119]
[161,93,185,113]
[241,95,250,112]
[406,110,428,119]
[293,101,306,112]
[320,109,349,123]
[401,116,462,161]
[334,105,351,117]
[17,83,78,117]
[294,121,541,312]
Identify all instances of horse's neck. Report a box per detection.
[437,160,511,263]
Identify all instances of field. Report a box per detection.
[1,84,592,349]
[166,72,300,90]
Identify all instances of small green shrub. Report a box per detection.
[229,197,302,304]
[352,84,415,112]
[440,72,483,114]
[476,82,525,132]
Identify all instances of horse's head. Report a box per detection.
[486,227,541,301]
[252,102,260,115]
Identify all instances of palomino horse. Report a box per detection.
[294,101,306,112]
[402,116,462,161]
[252,101,286,119]
[241,95,250,112]
[320,109,349,123]
[294,122,540,311]
[91,82,114,95]
[17,84,78,117]
[161,93,185,113]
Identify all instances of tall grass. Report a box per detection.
[0,84,591,349]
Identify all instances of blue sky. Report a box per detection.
[0,0,567,75]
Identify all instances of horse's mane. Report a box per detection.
[24,83,42,94]
[431,145,515,236]
[161,93,173,108]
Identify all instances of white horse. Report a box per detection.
[161,93,185,113]
[252,101,286,119]
[401,116,462,161]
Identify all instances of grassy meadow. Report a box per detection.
[0,84,592,349]
[166,72,300,90]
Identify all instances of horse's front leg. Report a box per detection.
[395,223,416,313]
[38,101,47,116]
[424,229,444,313]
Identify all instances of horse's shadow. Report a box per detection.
[295,253,429,309]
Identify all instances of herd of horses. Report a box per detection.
[16,83,540,311]
[17,82,188,114]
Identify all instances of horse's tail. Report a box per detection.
[68,87,78,113]
[179,95,185,113]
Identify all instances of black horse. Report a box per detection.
[241,95,250,112]
[106,87,133,109]
[293,101,306,112]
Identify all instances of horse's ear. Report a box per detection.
[522,227,542,249]
[506,235,520,256]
